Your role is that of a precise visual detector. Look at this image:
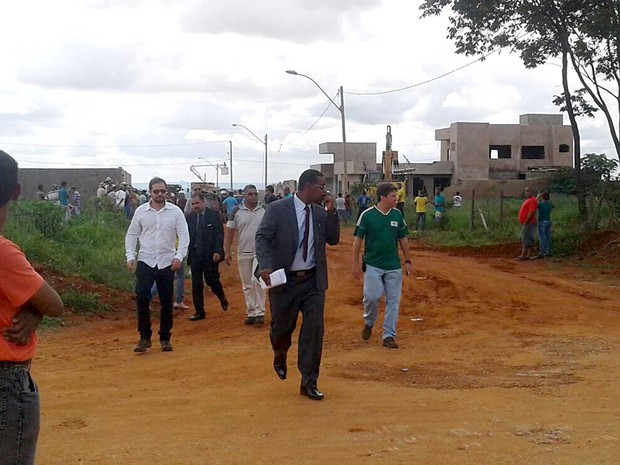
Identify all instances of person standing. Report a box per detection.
[357,190,371,219]
[58,181,70,221]
[432,187,445,225]
[70,187,81,216]
[413,190,428,231]
[186,192,229,321]
[452,191,463,208]
[224,185,267,325]
[516,186,538,261]
[125,177,189,353]
[0,150,64,465]
[255,169,339,401]
[264,185,278,205]
[35,184,46,200]
[222,192,238,221]
[335,193,347,223]
[396,183,406,215]
[115,185,126,212]
[536,191,553,258]
[282,186,292,198]
[352,182,411,349]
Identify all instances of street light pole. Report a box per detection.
[232,123,268,190]
[229,140,233,190]
[286,70,348,193]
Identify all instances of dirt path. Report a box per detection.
[34,234,620,464]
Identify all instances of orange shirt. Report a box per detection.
[0,236,44,361]
[518,196,538,225]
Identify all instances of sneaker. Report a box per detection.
[244,316,256,325]
[361,324,373,340]
[134,338,151,353]
[173,302,189,309]
[382,337,399,349]
[160,340,173,352]
[254,316,265,325]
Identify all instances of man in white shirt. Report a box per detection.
[224,184,267,325]
[125,177,189,353]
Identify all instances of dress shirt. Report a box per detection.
[125,201,189,268]
[290,194,315,271]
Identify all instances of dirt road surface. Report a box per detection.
[34,233,620,464]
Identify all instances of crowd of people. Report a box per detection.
[123,170,413,402]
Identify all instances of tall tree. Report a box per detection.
[420,0,620,160]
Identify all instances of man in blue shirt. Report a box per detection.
[222,192,238,221]
[58,181,70,221]
[357,190,371,220]
[432,187,445,225]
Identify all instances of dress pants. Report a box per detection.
[269,274,325,388]
[190,257,227,315]
[135,261,174,341]
[237,255,265,317]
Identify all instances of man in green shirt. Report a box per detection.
[352,183,411,349]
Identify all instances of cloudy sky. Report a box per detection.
[1,0,615,188]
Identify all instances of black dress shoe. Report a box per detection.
[221,299,229,312]
[273,352,287,380]
[189,313,206,321]
[300,385,324,401]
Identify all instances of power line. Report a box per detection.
[277,93,338,151]
[345,48,500,96]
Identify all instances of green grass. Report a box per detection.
[4,199,133,291]
[60,288,112,315]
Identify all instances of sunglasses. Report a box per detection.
[246,193,258,196]
[152,189,167,194]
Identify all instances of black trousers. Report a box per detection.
[269,274,325,388]
[190,258,227,315]
[135,261,174,341]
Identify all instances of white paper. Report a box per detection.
[259,268,287,289]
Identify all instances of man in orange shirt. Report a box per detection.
[0,150,64,465]
[516,186,538,260]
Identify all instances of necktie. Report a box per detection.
[302,205,310,262]
[195,213,203,246]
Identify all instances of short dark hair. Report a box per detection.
[149,177,167,191]
[376,182,397,202]
[298,169,323,191]
[61,181,67,187]
[243,184,257,193]
[266,185,274,194]
[191,192,206,201]
[0,150,18,207]
[542,191,550,200]
[38,184,44,190]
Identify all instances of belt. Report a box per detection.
[288,267,316,278]
[0,360,31,371]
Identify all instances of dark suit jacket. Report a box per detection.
[255,197,340,292]
[186,208,224,266]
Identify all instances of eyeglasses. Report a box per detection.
[151,189,167,194]
[246,193,258,196]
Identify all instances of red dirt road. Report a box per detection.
[34,234,620,464]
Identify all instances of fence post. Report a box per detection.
[470,189,476,230]
[499,190,504,226]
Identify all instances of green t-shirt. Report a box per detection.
[353,206,408,270]
[538,201,553,222]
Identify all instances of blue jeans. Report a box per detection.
[416,212,426,231]
[363,265,403,339]
[538,220,552,256]
[0,363,40,465]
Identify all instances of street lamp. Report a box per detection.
[286,69,348,193]
[232,123,268,190]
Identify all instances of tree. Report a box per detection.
[420,0,620,217]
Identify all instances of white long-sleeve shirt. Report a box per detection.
[125,201,189,268]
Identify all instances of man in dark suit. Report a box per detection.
[187,192,228,321]
[255,169,339,400]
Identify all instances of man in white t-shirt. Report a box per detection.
[453,191,462,208]
[224,184,267,325]
[335,192,347,223]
